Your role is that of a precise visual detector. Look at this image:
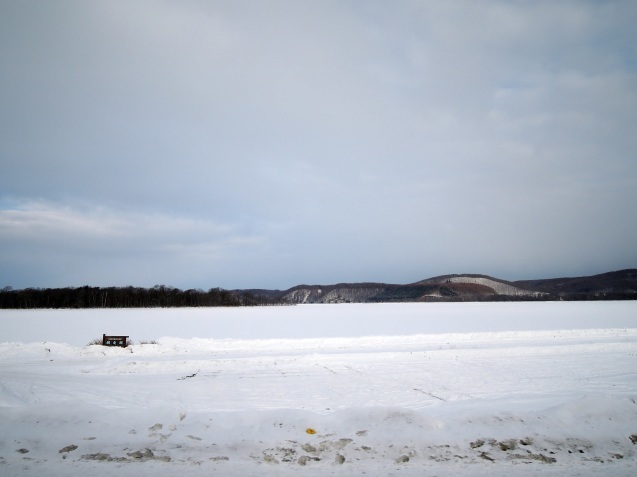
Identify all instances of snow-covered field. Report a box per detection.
[1,302,636,476]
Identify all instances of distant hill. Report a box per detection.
[261,269,637,304]
[514,269,637,299]
[2,269,635,309]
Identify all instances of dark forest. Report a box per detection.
[0,285,280,309]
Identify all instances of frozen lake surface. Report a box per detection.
[1,301,636,345]
[1,302,636,476]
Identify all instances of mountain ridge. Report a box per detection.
[267,269,637,304]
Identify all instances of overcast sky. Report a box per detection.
[1,0,636,290]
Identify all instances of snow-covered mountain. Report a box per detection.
[280,274,543,304]
[276,269,637,304]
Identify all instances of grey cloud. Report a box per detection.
[1,0,636,289]
[0,200,272,288]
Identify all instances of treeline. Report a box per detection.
[0,285,282,309]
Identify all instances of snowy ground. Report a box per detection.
[1,302,637,476]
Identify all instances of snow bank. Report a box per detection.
[1,303,637,476]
